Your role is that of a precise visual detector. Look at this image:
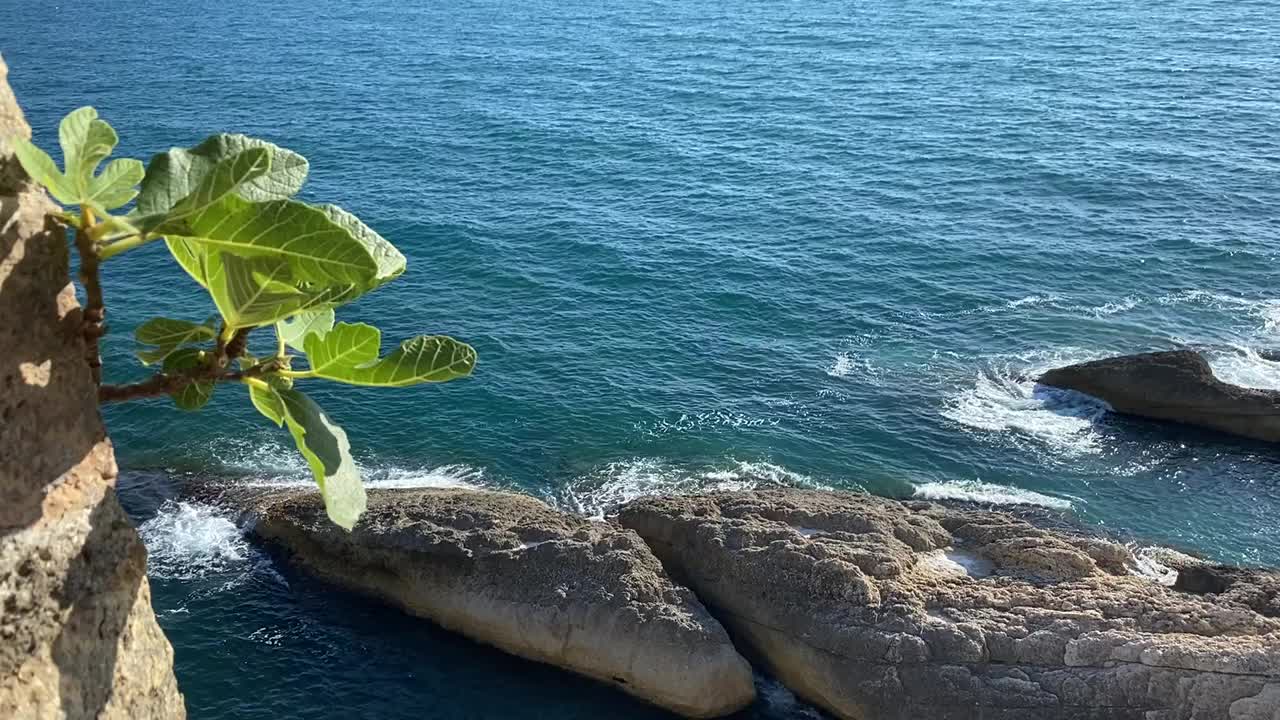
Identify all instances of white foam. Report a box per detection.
[1007,294,1059,309]
[1207,347,1280,390]
[557,458,830,519]
[912,479,1073,510]
[1131,546,1179,586]
[638,410,779,436]
[1092,296,1140,317]
[792,526,824,538]
[827,352,855,377]
[941,349,1111,456]
[236,460,485,491]
[825,350,887,383]
[139,501,253,580]
[364,464,485,489]
[917,549,995,578]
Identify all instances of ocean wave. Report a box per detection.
[912,479,1074,510]
[1206,347,1280,390]
[941,349,1111,456]
[198,437,487,491]
[555,458,831,519]
[635,410,782,436]
[139,501,255,580]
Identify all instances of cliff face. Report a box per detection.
[0,55,185,718]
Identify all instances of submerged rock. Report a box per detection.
[617,489,1280,720]
[246,487,755,718]
[1038,349,1280,443]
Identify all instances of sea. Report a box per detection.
[4,0,1279,717]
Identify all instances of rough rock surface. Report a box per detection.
[1039,350,1280,443]
[0,55,185,718]
[248,487,755,718]
[618,489,1280,720]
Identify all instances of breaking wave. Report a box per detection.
[941,349,1111,456]
[555,458,833,519]
[139,501,254,580]
[912,479,1075,510]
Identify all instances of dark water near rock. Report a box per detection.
[5,0,1280,716]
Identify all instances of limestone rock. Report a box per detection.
[1039,350,1280,443]
[618,489,1280,720]
[0,55,185,718]
[248,487,755,718]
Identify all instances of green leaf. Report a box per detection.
[163,347,214,411]
[159,147,271,226]
[11,108,141,211]
[165,237,213,289]
[248,381,286,426]
[161,195,378,287]
[275,387,366,530]
[205,253,308,329]
[277,309,335,352]
[86,158,144,211]
[136,133,308,217]
[317,205,405,288]
[304,322,477,387]
[10,136,77,204]
[134,317,217,365]
[59,107,118,197]
[303,322,380,374]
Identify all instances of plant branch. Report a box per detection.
[98,233,151,260]
[100,326,261,404]
[74,209,106,386]
[98,360,278,404]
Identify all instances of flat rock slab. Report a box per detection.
[618,489,1280,720]
[1039,350,1280,443]
[249,487,755,718]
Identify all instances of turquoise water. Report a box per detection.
[6,0,1280,716]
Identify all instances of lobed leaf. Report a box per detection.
[59,107,119,197]
[303,322,476,387]
[9,137,77,204]
[87,158,145,211]
[135,316,217,365]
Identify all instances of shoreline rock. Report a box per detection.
[0,55,184,719]
[1039,349,1280,443]
[245,487,755,718]
[618,489,1280,720]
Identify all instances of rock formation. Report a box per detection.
[0,55,185,718]
[1039,350,1280,443]
[245,487,756,718]
[618,489,1280,720]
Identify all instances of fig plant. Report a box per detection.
[10,107,476,529]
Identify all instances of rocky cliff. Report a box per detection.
[0,55,185,719]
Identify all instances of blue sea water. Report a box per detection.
[5,0,1280,716]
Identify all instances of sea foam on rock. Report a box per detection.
[1039,349,1280,443]
[617,489,1280,720]
[244,487,756,718]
